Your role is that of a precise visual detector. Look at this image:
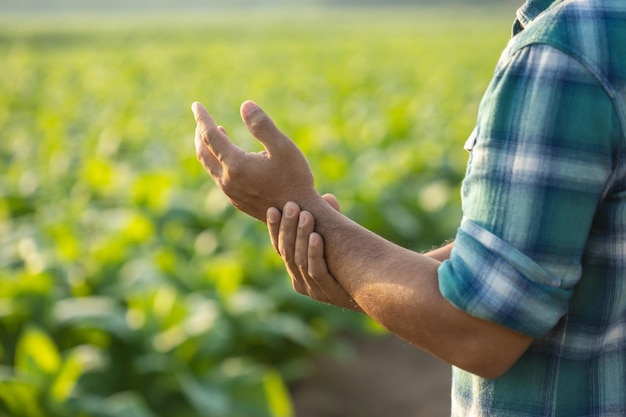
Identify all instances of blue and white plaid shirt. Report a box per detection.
[438,0,626,414]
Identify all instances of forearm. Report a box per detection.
[192,101,530,376]
[304,197,532,378]
[425,241,454,262]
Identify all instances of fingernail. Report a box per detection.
[298,214,306,227]
[241,100,259,118]
[284,204,295,218]
[267,208,278,223]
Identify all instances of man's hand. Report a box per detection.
[267,196,362,312]
[193,100,320,221]
[193,101,534,378]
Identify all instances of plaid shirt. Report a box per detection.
[438,0,626,415]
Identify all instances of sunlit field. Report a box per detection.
[0,7,512,416]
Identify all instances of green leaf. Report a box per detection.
[15,326,61,380]
[81,157,115,192]
[261,369,294,417]
[226,364,294,417]
[49,345,105,403]
[206,253,244,299]
[131,172,174,211]
[0,379,46,417]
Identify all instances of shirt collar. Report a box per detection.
[513,0,562,34]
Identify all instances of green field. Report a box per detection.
[0,8,512,417]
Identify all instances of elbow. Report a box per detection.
[451,336,532,379]
[459,359,516,380]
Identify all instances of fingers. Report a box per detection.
[278,202,300,258]
[277,202,301,287]
[307,232,330,278]
[266,207,281,254]
[195,128,222,178]
[294,211,315,280]
[240,100,290,154]
[306,231,359,311]
[268,201,360,312]
[274,202,320,296]
[321,193,340,212]
[192,101,241,164]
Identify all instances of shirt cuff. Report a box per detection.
[438,218,571,338]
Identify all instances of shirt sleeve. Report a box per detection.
[438,44,616,338]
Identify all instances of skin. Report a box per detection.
[193,100,533,379]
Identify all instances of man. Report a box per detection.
[193,0,626,414]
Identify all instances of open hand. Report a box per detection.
[193,101,320,221]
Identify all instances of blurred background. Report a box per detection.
[0,0,517,416]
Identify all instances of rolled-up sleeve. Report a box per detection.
[438,44,616,338]
[439,218,572,338]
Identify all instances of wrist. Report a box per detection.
[300,193,334,218]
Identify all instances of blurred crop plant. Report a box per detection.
[0,7,508,417]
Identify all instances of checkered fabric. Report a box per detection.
[438,0,626,414]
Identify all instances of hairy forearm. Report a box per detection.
[425,241,454,262]
[303,197,532,378]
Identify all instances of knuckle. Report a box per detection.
[217,174,230,191]
[292,280,306,295]
[198,126,210,143]
[196,144,208,162]
[249,113,272,132]
[196,149,212,171]
[278,244,289,260]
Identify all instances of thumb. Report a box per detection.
[240,100,290,153]
[322,193,340,212]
